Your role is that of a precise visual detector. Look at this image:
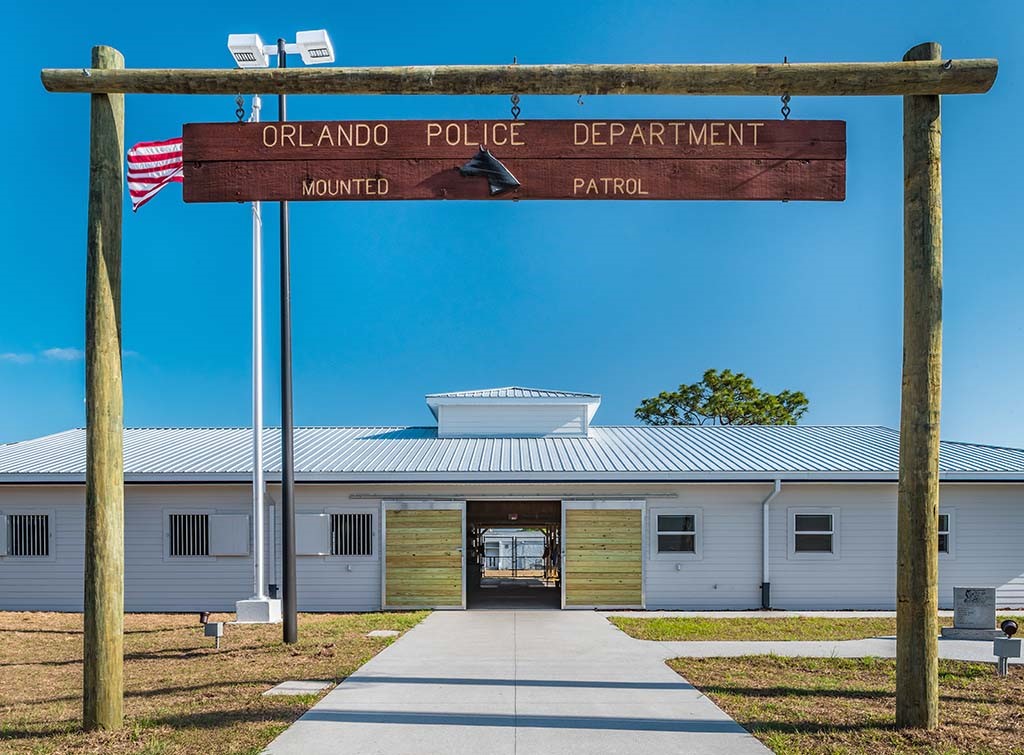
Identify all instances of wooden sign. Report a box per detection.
[182,119,845,202]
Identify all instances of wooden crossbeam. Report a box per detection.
[41,59,997,96]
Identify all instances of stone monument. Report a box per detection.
[941,586,1001,639]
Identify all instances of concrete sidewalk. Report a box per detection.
[264,610,769,755]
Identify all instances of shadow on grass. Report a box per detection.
[0,641,291,668]
[740,718,896,735]
[0,703,309,741]
[698,683,991,707]
[697,684,891,701]
[19,677,324,708]
[740,717,1022,737]
[0,626,189,636]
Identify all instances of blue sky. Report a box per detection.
[4,1,1022,447]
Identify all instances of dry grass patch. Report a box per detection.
[671,655,1024,754]
[610,615,1024,642]
[0,610,427,755]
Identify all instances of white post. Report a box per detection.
[251,92,265,600]
[236,93,280,623]
[248,91,264,598]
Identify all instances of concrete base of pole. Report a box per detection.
[235,598,282,624]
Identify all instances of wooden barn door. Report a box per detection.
[561,501,645,609]
[383,501,465,609]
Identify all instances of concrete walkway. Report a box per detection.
[265,611,770,755]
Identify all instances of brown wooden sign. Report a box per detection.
[182,119,845,202]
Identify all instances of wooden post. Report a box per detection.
[896,41,942,730]
[83,44,125,732]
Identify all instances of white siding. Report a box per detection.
[437,404,587,438]
[268,485,382,612]
[0,480,1020,612]
[768,483,1024,610]
[646,485,764,609]
[937,485,1024,609]
[769,484,897,609]
[124,486,253,611]
[0,487,83,610]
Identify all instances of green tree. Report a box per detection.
[635,369,809,426]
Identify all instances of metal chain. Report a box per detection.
[510,56,521,120]
[780,56,791,120]
[235,94,245,122]
[577,94,584,107]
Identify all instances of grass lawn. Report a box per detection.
[610,615,1024,642]
[0,610,427,755]
[671,655,1024,754]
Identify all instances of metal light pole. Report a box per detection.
[277,37,298,645]
[227,30,335,643]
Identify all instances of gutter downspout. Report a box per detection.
[761,479,782,609]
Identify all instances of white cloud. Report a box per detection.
[42,347,85,361]
[0,352,34,364]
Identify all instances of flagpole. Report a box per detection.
[250,93,266,602]
[236,93,279,623]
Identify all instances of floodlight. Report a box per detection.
[228,34,269,69]
[295,30,335,65]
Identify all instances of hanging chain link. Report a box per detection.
[235,94,245,122]
[577,94,584,107]
[510,56,521,120]
[780,56,791,120]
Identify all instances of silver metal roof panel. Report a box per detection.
[1,425,1023,481]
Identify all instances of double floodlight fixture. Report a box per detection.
[227,30,335,68]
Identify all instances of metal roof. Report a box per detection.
[2,425,1023,482]
[425,387,601,399]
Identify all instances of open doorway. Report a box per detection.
[466,500,560,609]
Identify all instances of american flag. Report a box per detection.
[126,137,183,211]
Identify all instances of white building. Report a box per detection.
[0,386,1021,612]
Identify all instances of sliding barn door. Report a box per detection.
[383,501,465,609]
[562,501,645,609]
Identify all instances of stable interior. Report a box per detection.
[466,500,561,610]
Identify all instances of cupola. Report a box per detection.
[425,387,601,438]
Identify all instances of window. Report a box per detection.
[7,514,49,557]
[650,509,702,559]
[794,513,834,553]
[330,512,373,556]
[169,513,209,557]
[656,514,696,553]
[938,513,950,554]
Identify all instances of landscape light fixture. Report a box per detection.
[226,30,335,69]
[226,34,269,68]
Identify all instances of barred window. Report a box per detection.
[330,513,373,556]
[169,513,209,557]
[8,514,49,557]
